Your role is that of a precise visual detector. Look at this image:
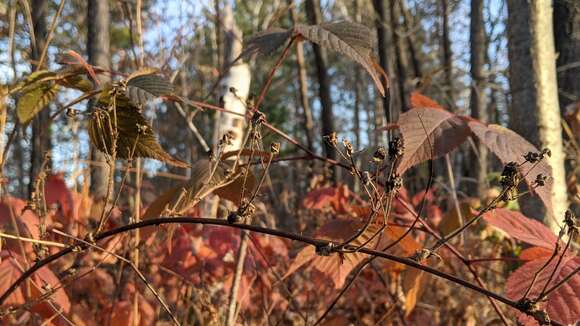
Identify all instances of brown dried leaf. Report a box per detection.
[396,107,471,174]
[295,21,385,96]
[241,27,292,58]
[469,121,554,213]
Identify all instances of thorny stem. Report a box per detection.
[0,217,564,325]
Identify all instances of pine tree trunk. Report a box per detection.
[87,0,111,201]
[28,0,51,197]
[469,0,488,197]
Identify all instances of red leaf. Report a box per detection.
[482,208,559,249]
[0,253,70,318]
[303,184,351,213]
[396,107,471,174]
[519,247,554,261]
[284,220,420,289]
[468,121,553,213]
[410,91,444,110]
[44,173,74,221]
[506,256,580,325]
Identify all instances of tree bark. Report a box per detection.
[373,0,393,125]
[288,0,315,151]
[305,0,337,166]
[441,0,455,108]
[389,0,411,111]
[530,0,569,231]
[469,0,488,197]
[507,0,568,230]
[554,0,580,110]
[28,0,51,197]
[87,0,111,200]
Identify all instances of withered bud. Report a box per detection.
[66,108,79,118]
[324,132,338,147]
[220,131,235,146]
[372,146,387,163]
[389,137,404,160]
[564,210,578,233]
[385,173,402,193]
[251,111,266,126]
[342,139,353,156]
[534,174,548,187]
[136,123,148,135]
[315,242,335,256]
[361,171,371,185]
[541,148,551,158]
[270,142,280,155]
[524,151,541,163]
[500,162,520,201]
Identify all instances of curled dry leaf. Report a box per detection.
[88,103,188,168]
[242,21,386,95]
[506,256,580,325]
[295,21,385,96]
[396,107,471,174]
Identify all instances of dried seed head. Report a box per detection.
[251,111,266,126]
[373,146,387,163]
[220,131,235,146]
[564,210,578,233]
[524,151,541,163]
[324,132,338,147]
[389,137,404,160]
[136,123,148,135]
[66,108,79,118]
[500,162,520,201]
[270,142,280,155]
[385,173,403,193]
[342,139,353,156]
[534,173,548,187]
[541,148,551,158]
[227,211,241,224]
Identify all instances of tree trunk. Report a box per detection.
[441,0,455,108]
[28,0,51,197]
[305,0,337,166]
[87,0,111,200]
[469,0,488,197]
[288,0,315,151]
[507,0,568,230]
[212,5,251,153]
[373,0,393,125]
[389,0,411,111]
[530,0,569,231]
[554,0,580,110]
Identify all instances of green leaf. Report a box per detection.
[16,82,59,124]
[88,102,189,168]
[125,69,174,106]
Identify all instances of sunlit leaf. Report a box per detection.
[125,69,174,106]
[295,21,385,96]
[16,82,59,124]
[88,103,188,167]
